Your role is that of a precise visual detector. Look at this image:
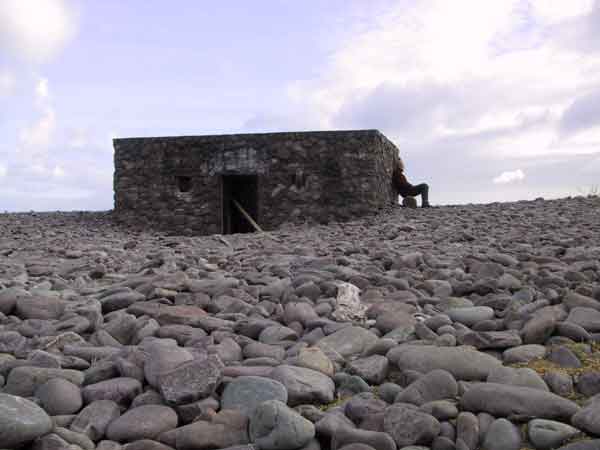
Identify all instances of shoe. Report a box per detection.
[422,203,431,208]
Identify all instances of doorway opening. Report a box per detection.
[222,175,259,234]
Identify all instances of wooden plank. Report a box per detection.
[232,199,263,233]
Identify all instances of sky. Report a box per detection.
[1,0,600,211]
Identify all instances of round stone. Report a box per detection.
[503,345,547,364]
[383,403,440,447]
[528,419,580,450]
[35,378,83,415]
[482,418,522,450]
[106,405,179,442]
[221,376,288,416]
[249,400,315,450]
[446,307,495,326]
[0,393,53,448]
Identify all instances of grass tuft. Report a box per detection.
[509,342,600,378]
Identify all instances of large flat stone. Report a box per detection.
[461,383,580,421]
[249,400,315,450]
[316,326,378,358]
[158,355,224,405]
[221,376,288,416]
[270,365,334,406]
[4,366,85,397]
[106,405,179,442]
[567,307,600,332]
[0,393,53,448]
[387,345,502,381]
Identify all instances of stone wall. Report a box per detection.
[113,130,399,235]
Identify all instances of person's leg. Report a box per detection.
[411,183,430,207]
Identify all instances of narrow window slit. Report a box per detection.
[177,176,192,192]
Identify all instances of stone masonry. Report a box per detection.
[113,130,399,235]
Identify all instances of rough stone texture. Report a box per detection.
[124,441,175,450]
[528,419,580,450]
[114,130,399,235]
[4,366,85,397]
[387,345,502,381]
[577,372,600,397]
[158,355,224,405]
[460,383,580,421]
[53,427,95,450]
[15,295,66,320]
[30,433,73,450]
[446,306,494,327]
[420,400,458,421]
[221,376,288,416]
[0,287,28,315]
[158,409,249,449]
[481,418,521,450]
[395,369,458,406]
[70,400,121,441]
[486,366,548,391]
[503,344,547,364]
[106,405,179,442]
[344,392,387,426]
[35,378,83,415]
[383,403,440,447]
[317,326,379,358]
[572,401,600,436]
[545,371,574,396]
[82,377,142,405]
[0,393,53,448]
[295,347,335,377]
[4,192,600,449]
[270,365,335,406]
[555,440,600,450]
[249,400,315,450]
[567,307,600,332]
[331,426,397,450]
[347,355,389,385]
[143,340,195,388]
[456,411,479,450]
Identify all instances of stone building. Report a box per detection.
[113,130,399,235]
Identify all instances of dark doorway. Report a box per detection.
[222,175,259,234]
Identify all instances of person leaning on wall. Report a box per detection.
[392,157,431,208]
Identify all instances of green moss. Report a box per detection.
[509,341,600,378]
[318,395,351,412]
[319,386,381,412]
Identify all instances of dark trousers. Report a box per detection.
[400,183,429,206]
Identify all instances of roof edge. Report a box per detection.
[113,129,389,144]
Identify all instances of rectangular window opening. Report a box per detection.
[222,175,259,234]
[177,176,192,192]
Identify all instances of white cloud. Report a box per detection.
[0,70,15,96]
[18,77,57,158]
[493,169,526,184]
[52,165,65,177]
[19,107,56,151]
[68,128,88,149]
[0,0,77,63]
[284,0,600,172]
[22,163,64,178]
[32,164,48,174]
[0,163,7,178]
[35,77,49,100]
[530,0,595,24]
[289,0,527,124]
[560,88,600,136]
